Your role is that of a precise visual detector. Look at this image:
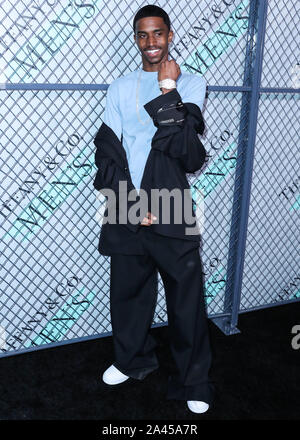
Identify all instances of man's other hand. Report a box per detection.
[140,212,157,226]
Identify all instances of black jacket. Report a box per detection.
[93,88,207,255]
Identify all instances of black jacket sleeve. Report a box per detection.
[93,122,140,233]
[93,122,126,193]
[144,88,207,173]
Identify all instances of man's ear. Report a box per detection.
[168,29,174,44]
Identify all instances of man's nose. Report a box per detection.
[147,34,157,47]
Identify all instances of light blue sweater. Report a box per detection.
[102,68,206,191]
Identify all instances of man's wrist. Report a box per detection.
[161,87,176,94]
[159,78,177,93]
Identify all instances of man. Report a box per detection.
[93,5,214,414]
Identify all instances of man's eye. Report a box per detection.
[138,33,161,38]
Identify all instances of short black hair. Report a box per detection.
[133,4,171,33]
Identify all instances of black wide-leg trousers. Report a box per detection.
[109,226,214,404]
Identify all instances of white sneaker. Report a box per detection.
[102,364,130,385]
[187,400,209,414]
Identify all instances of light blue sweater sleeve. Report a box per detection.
[179,75,207,112]
[102,81,122,142]
[194,76,207,111]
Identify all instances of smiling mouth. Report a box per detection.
[145,48,161,57]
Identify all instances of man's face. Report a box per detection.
[134,16,173,71]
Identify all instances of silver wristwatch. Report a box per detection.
[158,78,177,90]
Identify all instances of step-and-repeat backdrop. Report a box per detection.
[0,0,298,355]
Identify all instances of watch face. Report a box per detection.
[159,79,176,89]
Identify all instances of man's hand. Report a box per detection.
[158,59,181,82]
[140,212,157,226]
[158,59,181,94]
